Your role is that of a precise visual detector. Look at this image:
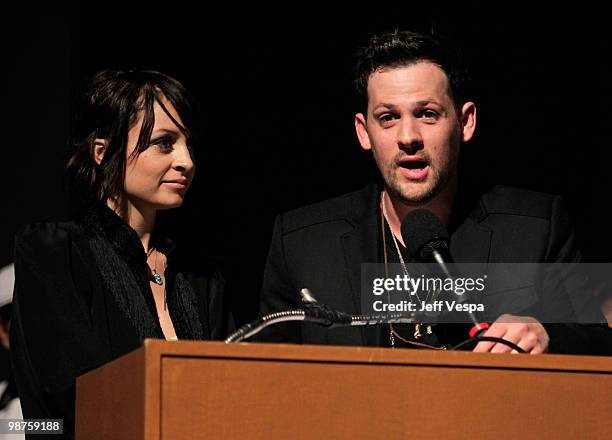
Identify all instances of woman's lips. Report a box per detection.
[162,181,188,190]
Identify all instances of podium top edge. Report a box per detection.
[138,339,612,373]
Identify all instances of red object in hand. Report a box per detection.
[469,322,490,338]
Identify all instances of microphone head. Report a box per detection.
[400,209,449,261]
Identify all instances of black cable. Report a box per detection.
[451,336,527,353]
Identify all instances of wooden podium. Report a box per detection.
[75,340,612,439]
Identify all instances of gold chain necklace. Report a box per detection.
[380,191,432,307]
[380,191,444,350]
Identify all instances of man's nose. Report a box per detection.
[397,118,423,153]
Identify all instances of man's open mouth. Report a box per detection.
[399,160,428,170]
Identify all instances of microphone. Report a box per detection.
[401,209,489,338]
[401,209,452,276]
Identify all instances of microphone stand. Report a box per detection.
[225,288,417,343]
[225,288,526,352]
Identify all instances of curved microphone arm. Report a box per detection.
[224,310,308,343]
[225,289,417,343]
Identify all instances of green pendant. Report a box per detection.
[152,271,163,285]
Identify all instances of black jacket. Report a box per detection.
[259,183,612,354]
[10,205,228,439]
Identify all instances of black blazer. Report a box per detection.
[10,206,228,439]
[259,183,612,354]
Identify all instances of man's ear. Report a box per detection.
[460,102,477,142]
[93,139,108,165]
[355,113,372,151]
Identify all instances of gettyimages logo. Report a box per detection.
[361,263,610,324]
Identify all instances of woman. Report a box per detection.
[10,70,227,438]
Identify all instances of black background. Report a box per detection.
[2,3,611,330]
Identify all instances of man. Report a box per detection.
[258,30,611,354]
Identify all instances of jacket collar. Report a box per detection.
[79,202,176,265]
[339,182,493,345]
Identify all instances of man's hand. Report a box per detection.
[473,314,549,354]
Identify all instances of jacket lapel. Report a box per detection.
[450,217,492,264]
[338,185,493,346]
[450,206,493,307]
[340,186,385,346]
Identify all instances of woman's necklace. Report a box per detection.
[146,247,164,286]
[146,246,167,310]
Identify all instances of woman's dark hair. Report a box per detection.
[66,69,198,204]
[354,30,471,115]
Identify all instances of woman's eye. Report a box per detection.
[186,138,196,152]
[152,137,174,152]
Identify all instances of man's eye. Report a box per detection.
[420,110,439,119]
[379,114,396,123]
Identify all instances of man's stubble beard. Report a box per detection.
[375,150,458,206]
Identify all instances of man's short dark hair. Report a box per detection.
[354,30,470,115]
